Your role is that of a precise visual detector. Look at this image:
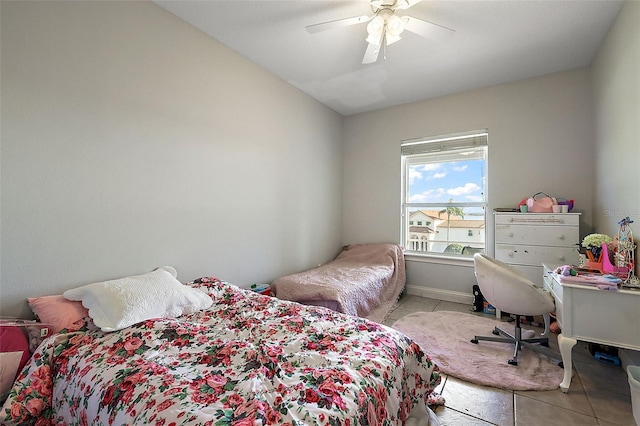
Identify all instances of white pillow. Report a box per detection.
[63,266,213,332]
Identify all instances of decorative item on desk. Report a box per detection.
[555,265,577,276]
[581,233,613,272]
[578,253,587,268]
[613,217,639,288]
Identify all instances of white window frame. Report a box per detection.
[400,129,488,260]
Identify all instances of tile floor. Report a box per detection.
[383,294,637,426]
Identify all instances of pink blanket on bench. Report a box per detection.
[271,243,406,323]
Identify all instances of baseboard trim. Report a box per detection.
[405,284,473,305]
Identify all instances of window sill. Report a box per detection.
[405,253,475,268]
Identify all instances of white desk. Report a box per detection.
[542,264,640,393]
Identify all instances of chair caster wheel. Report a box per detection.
[470,339,478,344]
[559,362,564,369]
[492,329,499,336]
[508,359,518,365]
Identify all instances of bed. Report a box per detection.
[2,274,441,425]
[271,243,406,322]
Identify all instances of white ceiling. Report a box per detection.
[155,0,623,116]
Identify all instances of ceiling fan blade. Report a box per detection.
[404,16,455,41]
[306,15,372,34]
[362,42,381,64]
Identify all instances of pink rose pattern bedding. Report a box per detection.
[2,278,440,425]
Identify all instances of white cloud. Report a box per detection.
[447,183,481,196]
[409,188,446,203]
[452,165,468,172]
[419,164,447,179]
[408,168,423,184]
[410,164,448,183]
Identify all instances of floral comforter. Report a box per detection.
[2,278,440,425]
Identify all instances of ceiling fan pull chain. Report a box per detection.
[383,34,388,61]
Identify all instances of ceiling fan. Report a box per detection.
[306,0,454,64]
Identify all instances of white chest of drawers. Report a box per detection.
[494,212,580,286]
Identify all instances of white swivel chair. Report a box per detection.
[470,253,558,366]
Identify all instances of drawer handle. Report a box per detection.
[558,235,565,240]
[509,252,514,257]
[509,232,514,237]
[559,256,565,261]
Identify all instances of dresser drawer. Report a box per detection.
[510,264,545,287]
[495,244,578,267]
[495,224,579,247]
[495,213,580,226]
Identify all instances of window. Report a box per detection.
[401,130,488,258]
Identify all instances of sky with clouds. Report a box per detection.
[408,159,485,204]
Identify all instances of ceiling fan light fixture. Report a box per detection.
[386,14,406,36]
[385,33,402,45]
[306,0,451,65]
[367,15,385,35]
[366,33,382,46]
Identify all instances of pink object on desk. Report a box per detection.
[601,243,630,275]
[558,274,620,286]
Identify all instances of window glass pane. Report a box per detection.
[404,206,485,256]
[401,133,487,258]
[407,151,486,204]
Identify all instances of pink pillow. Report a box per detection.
[27,295,89,333]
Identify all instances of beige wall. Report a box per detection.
[592,0,640,256]
[0,1,344,317]
[343,68,595,296]
[2,1,636,317]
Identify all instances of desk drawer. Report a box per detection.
[542,273,563,326]
[543,273,563,303]
[496,244,578,267]
[553,295,564,328]
[495,224,578,247]
[570,289,640,348]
